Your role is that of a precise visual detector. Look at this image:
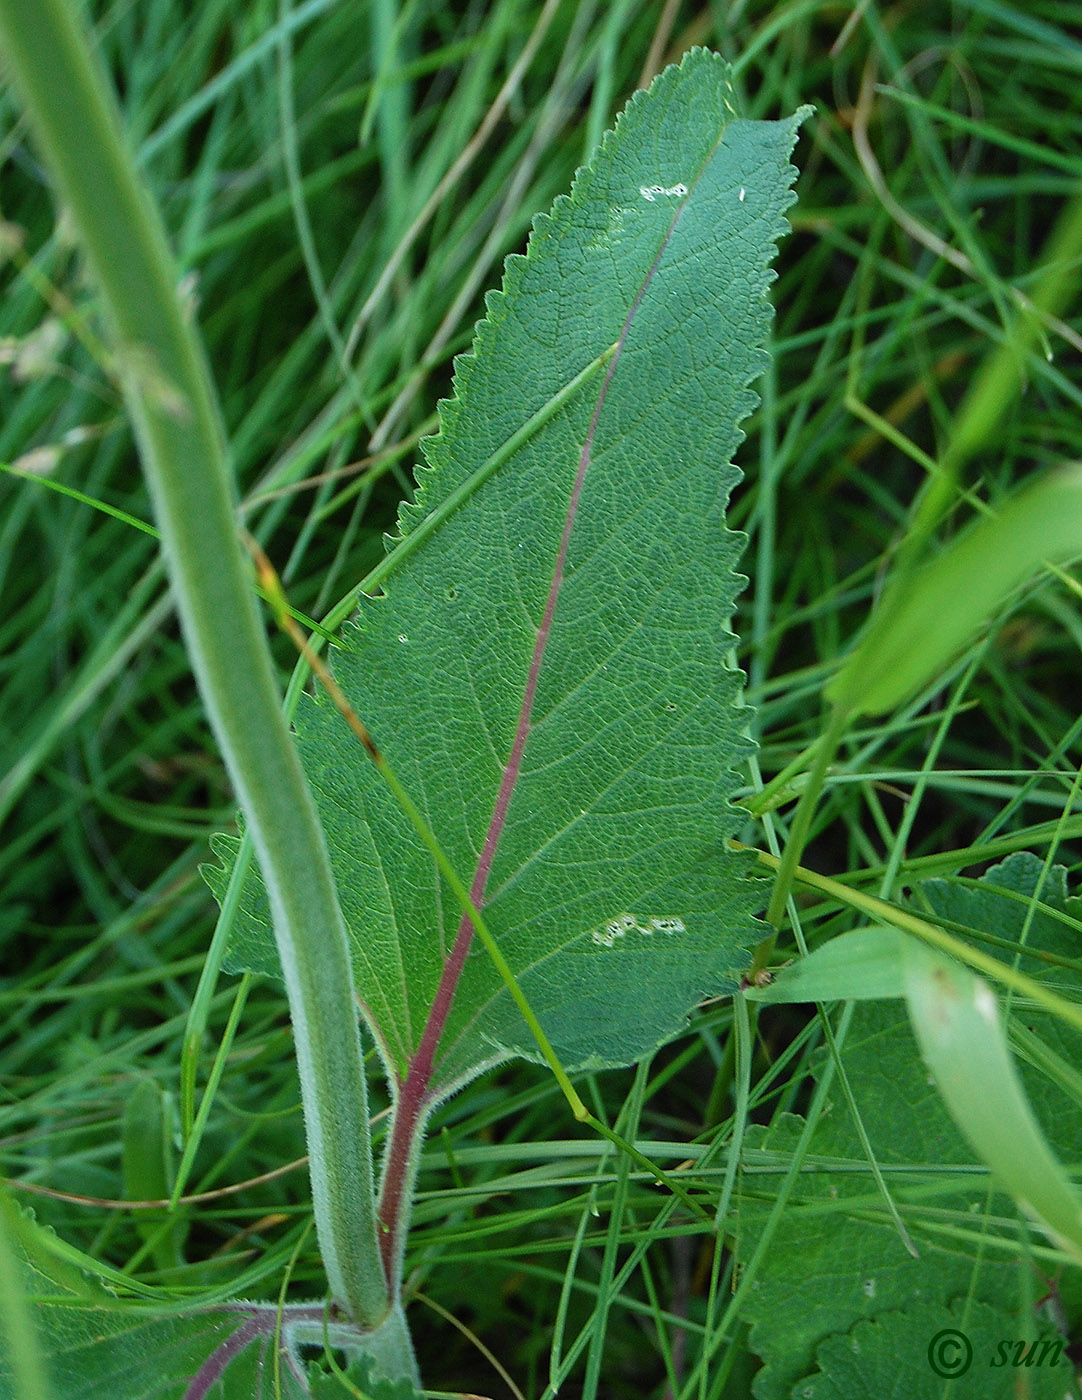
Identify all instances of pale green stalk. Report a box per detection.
[0,0,404,1362]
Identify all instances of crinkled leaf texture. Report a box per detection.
[0,1206,267,1400]
[737,854,1078,1399]
[0,1301,247,1400]
[0,1201,421,1400]
[207,50,808,1099]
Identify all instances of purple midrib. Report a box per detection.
[377,134,722,1286]
[406,189,695,1091]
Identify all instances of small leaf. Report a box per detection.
[208,51,809,1100]
[744,928,909,1003]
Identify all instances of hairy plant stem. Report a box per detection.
[0,0,408,1371]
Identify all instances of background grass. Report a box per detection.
[2,1,1082,1396]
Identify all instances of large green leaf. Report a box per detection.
[736,854,1080,1398]
[207,49,807,1098]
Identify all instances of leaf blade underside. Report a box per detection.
[208,50,807,1099]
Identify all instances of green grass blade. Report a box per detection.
[827,465,1082,716]
[903,939,1082,1261]
[0,0,393,1348]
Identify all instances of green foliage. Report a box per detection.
[827,465,1082,717]
[122,1078,186,1273]
[0,1196,416,1400]
[207,51,806,1098]
[308,1356,423,1400]
[798,1300,1065,1400]
[5,1,1082,1395]
[0,1206,235,1400]
[737,855,1080,1397]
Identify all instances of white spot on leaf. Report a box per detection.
[591,913,685,947]
[975,982,998,1022]
[638,183,688,202]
